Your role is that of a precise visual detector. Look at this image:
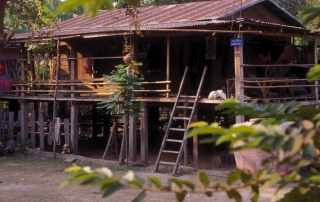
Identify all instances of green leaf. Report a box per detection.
[129,179,143,188]
[240,171,252,185]
[251,193,259,202]
[227,170,241,186]
[217,99,241,108]
[72,173,99,182]
[102,183,125,198]
[181,180,196,191]
[147,177,162,188]
[302,120,314,131]
[63,166,82,173]
[271,136,285,151]
[292,134,304,154]
[226,189,242,202]
[132,190,148,202]
[196,172,210,189]
[308,175,320,182]
[188,121,208,128]
[169,178,183,188]
[187,125,225,138]
[55,0,87,14]
[175,190,187,202]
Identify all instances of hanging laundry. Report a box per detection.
[0,60,5,76]
[6,59,16,79]
[84,58,93,74]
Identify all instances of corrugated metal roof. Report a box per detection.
[13,0,307,40]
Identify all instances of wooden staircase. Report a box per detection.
[154,66,208,176]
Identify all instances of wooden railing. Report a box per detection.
[9,79,171,98]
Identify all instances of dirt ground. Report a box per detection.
[0,149,291,202]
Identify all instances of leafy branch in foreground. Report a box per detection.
[62,99,320,201]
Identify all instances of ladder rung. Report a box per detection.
[169,128,186,131]
[162,150,179,154]
[166,139,183,143]
[176,106,193,109]
[159,161,176,166]
[173,117,190,120]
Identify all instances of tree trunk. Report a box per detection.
[0,0,8,48]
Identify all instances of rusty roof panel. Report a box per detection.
[13,0,306,40]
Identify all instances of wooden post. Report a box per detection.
[183,100,188,166]
[20,100,28,143]
[71,103,78,154]
[129,116,137,162]
[234,33,244,123]
[31,110,36,148]
[314,39,318,102]
[140,103,148,164]
[1,110,6,137]
[64,118,70,145]
[166,36,170,98]
[8,112,14,140]
[39,108,44,149]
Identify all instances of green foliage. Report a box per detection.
[55,0,140,18]
[98,64,144,119]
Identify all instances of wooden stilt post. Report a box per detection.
[140,103,148,164]
[20,101,28,143]
[71,104,78,154]
[234,33,244,123]
[129,116,137,162]
[70,43,78,154]
[166,36,170,98]
[39,108,44,149]
[8,112,14,140]
[30,110,36,148]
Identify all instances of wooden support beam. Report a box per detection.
[234,33,244,123]
[71,104,78,154]
[140,103,148,164]
[20,100,28,143]
[8,112,14,140]
[129,116,137,162]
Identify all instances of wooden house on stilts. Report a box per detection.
[1,0,320,174]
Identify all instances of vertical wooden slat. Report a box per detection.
[140,103,148,164]
[129,116,137,162]
[8,112,14,140]
[31,111,36,148]
[64,118,70,145]
[39,108,44,149]
[234,33,244,123]
[166,36,170,98]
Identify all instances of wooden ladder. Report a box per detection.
[154,66,208,176]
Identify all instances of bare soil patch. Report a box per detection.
[0,150,290,202]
